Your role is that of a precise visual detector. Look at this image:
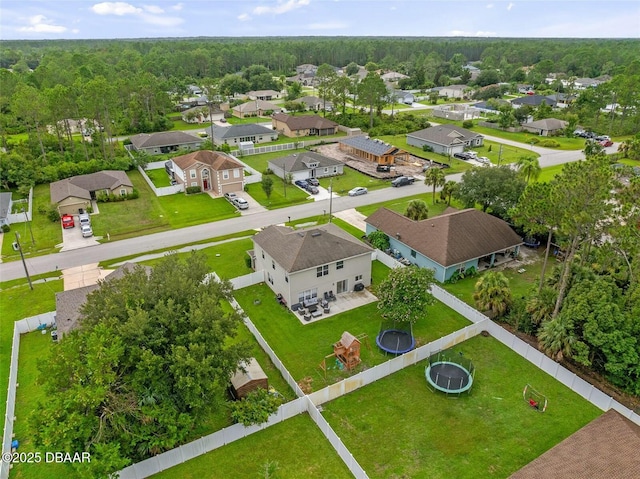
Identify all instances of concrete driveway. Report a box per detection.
[59,223,99,252]
[62,263,113,291]
[238,192,268,216]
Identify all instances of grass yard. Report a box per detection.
[322,334,602,479]
[317,167,389,195]
[356,194,464,218]
[236,147,308,173]
[473,139,539,165]
[537,163,566,183]
[0,276,62,433]
[151,414,352,479]
[232,262,471,388]
[144,167,172,187]
[245,178,311,209]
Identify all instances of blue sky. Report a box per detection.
[1,1,638,40]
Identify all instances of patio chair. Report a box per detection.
[304,314,312,322]
[323,305,330,314]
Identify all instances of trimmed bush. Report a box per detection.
[186,186,202,195]
[2,224,10,233]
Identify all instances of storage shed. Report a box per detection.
[230,358,268,399]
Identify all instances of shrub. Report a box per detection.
[368,230,390,251]
[462,120,474,129]
[263,168,273,175]
[2,224,10,233]
[422,145,433,153]
[47,206,60,223]
[186,186,202,195]
[528,137,540,145]
[539,139,560,148]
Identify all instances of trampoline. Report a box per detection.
[425,351,475,395]
[376,329,415,354]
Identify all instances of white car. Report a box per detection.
[348,187,368,196]
[81,224,93,238]
[232,197,249,210]
[477,156,491,164]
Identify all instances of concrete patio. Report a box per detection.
[293,288,378,325]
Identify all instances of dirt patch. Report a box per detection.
[313,143,438,179]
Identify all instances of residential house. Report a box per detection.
[561,77,605,90]
[232,100,282,119]
[392,90,415,105]
[432,104,481,122]
[471,100,510,113]
[511,95,557,108]
[181,105,224,124]
[251,223,374,307]
[55,263,150,337]
[50,170,134,215]
[510,409,640,479]
[295,96,334,112]
[129,131,204,155]
[170,150,244,195]
[439,85,469,99]
[381,71,409,83]
[0,192,11,227]
[247,90,282,101]
[463,64,481,81]
[338,136,410,166]
[365,207,522,282]
[207,123,277,147]
[521,118,568,136]
[517,84,534,94]
[268,151,344,182]
[406,125,484,156]
[271,113,338,138]
[545,93,575,108]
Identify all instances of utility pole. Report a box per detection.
[498,144,503,166]
[14,232,33,290]
[328,177,333,223]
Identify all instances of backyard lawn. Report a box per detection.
[151,414,352,479]
[356,194,464,218]
[321,334,602,479]
[145,167,172,187]
[236,147,308,173]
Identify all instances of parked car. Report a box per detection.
[348,187,368,196]
[573,129,586,137]
[376,164,391,172]
[476,156,491,164]
[391,176,415,187]
[224,192,237,202]
[307,178,320,186]
[294,179,309,189]
[453,152,472,160]
[599,140,614,147]
[78,213,91,226]
[61,214,75,229]
[305,184,319,194]
[595,135,611,142]
[80,224,93,238]
[232,197,249,210]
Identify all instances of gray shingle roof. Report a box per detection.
[209,123,274,140]
[511,95,557,107]
[339,136,398,156]
[233,100,281,113]
[510,409,640,479]
[129,131,203,149]
[269,151,342,173]
[253,223,373,273]
[272,113,338,131]
[365,207,522,267]
[50,170,133,204]
[523,118,567,131]
[407,125,482,147]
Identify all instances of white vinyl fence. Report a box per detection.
[6,188,32,224]
[137,165,184,197]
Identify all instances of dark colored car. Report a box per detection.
[376,164,391,172]
[391,176,415,187]
[453,152,471,160]
[306,184,319,194]
[294,179,308,189]
[307,178,320,186]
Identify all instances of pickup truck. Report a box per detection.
[391,176,415,187]
[61,214,75,229]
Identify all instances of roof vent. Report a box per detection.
[298,232,305,237]
[311,232,321,237]
[396,233,401,239]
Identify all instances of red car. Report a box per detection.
[599,140,613,147]
[61,214,75,229]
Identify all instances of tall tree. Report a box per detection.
[516,155,541,183]
[424,167,446,204]
[440,180,458,206]
[376,266,435,325]
[315,63,337,117]
[404,199,429,221]
[358,72,387,128]
[454,166,526,218]
[473,271,512,318]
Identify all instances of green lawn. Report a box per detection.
[233,263,470,388]
[356,195,464,218]
[322,334,602,479]
[537,164,566,183]
[144,167,172,187]
[237,147,308,173]
[151,414,352,479]
[474,139,539,165]
[245,178,311,209]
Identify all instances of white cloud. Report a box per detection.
[252,0,311,16]
[171,3,184,11]
[450,29,497,37]
[237,13,250,21]
[307,21,347,30]
[18,14,67,33]
[140,14,183,27]
[507,2,514,11]
[143,5,164,14]
[486,3,494,8]
[91,2,142,16]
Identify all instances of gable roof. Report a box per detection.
[209,123,274,140]
[524,118,568,131]
[295,96,333,109]
[50,170,133,204]
[407,125,482,147]
[230,358,268,390]
[512,95,557,107]
[233,100,281,114]
[55,263,150,337]
[365,208,522,267]
[129,131,203,149]
[441,84,468,92]
[171,150,243,172]
[247,89,280,97]
[253,223,373,273]
[269,151,342,172]
[339,136,400,156]
[272,113,338,131]
[510,409,640,479]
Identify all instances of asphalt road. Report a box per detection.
[0,138,589,282]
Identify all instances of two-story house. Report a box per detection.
[170,150,244,195]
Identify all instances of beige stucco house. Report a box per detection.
[129,131,204,155]
[271,113,338,138]
[232,100,282,119]
[50,170,134,215]
[251,223,373,307]
[170,150,244,195]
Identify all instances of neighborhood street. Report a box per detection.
[0,139,589,282]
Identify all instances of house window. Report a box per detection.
[336,261,344,270]
[190,169,197,179]
[333,167,338,173]
[285,276,289,283]
[120,189,126,196]
[233,169,240,178]
[316,265,329,277]
[223,170,229,180]
[324,167,328,173]
[272,260,275,270]
[267,272,273,285]
[261,250,265,259]
[297,289,317,303]
[190,182,198,187]
[355,274,363,282]
[410,250,417,258]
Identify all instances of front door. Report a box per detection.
[203,179,209,190]
[336,279,348,294]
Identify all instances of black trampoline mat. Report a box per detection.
[377,329,413,352]
[429,362,470,390]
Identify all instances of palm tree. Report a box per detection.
[537,316,576,361]
[424,167,446,204]
[516,155,541,183]
[440,180,458,206]
[473,271,512,318]
[404,199,429,221]
[525,286,557,327]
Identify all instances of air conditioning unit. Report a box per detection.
[12,242,19,251]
